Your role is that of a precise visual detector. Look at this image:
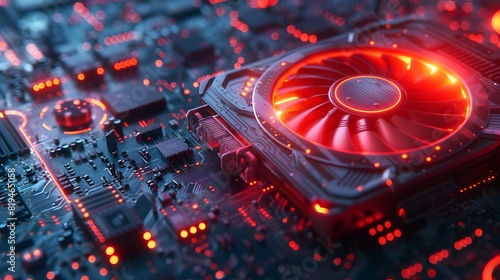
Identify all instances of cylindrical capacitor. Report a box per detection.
[75,138,84,150]
[113,119,123,136]
[61,144,70,156]
[106,129,118,153]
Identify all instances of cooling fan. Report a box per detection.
[189,20,500,237]
[273,50,469,155]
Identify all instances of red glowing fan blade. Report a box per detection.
[285,101,332,131]
[296,64,347,79]
[390,114,450,142]
[352,118,392,153]
[279,95,329,116]
[277,84,329,100]
[397,60,433,86]
[404,69,452,92]
[344,55,373,74]
[382,54,411,80]
[403,109,465,129]
[375,118,426,150]
[406,84,463,101]
[322,58,360,75]
[350,53,388,75]
[283,74,336,87]
[404,99,468,114]
[305,108,339,143]
[331,114,355,151]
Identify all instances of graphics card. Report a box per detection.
[188,19,500,237]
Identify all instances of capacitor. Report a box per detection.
[53,137,60,145]
[75,138,84,150]
[113,119,123,135]
[61,144,70,156]
[105,129,118,153]
[50,149,57,157]
[58,229,73,247]
[102,120,113,132]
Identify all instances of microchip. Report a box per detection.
[71,187,144,252]
[173,33,215,65]
[238,10,281,33]
[135,123,163,142]
[101,86,166,120]
[156,138,190,159]
[93,206,143,242]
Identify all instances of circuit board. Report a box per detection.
[1,0,500,279]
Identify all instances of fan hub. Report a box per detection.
[330,75,404,116]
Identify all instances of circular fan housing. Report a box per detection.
[253,47,489,166]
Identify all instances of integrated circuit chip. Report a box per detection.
[100,86,166,120]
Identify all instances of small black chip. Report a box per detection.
[156,138,189,158]
[93,205,142,241]
[101,86,166,120]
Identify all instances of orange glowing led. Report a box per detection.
[109,255,119,265]
[147,240,156,249]
[143,231,152,241]
[180,230,188,238]
[199,222,207,230]
[77,73,85,81]
[493,11,500,34]
[105,246,115,256]
[190,226,198,234]
[96,67,105,75]
[23,252,32,260]
[314,203,329,214]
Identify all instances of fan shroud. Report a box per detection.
[253,47,489,167]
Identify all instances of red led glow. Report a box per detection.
[32,78,61,92]
[483,255,500,280]
[113,58,138,71]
